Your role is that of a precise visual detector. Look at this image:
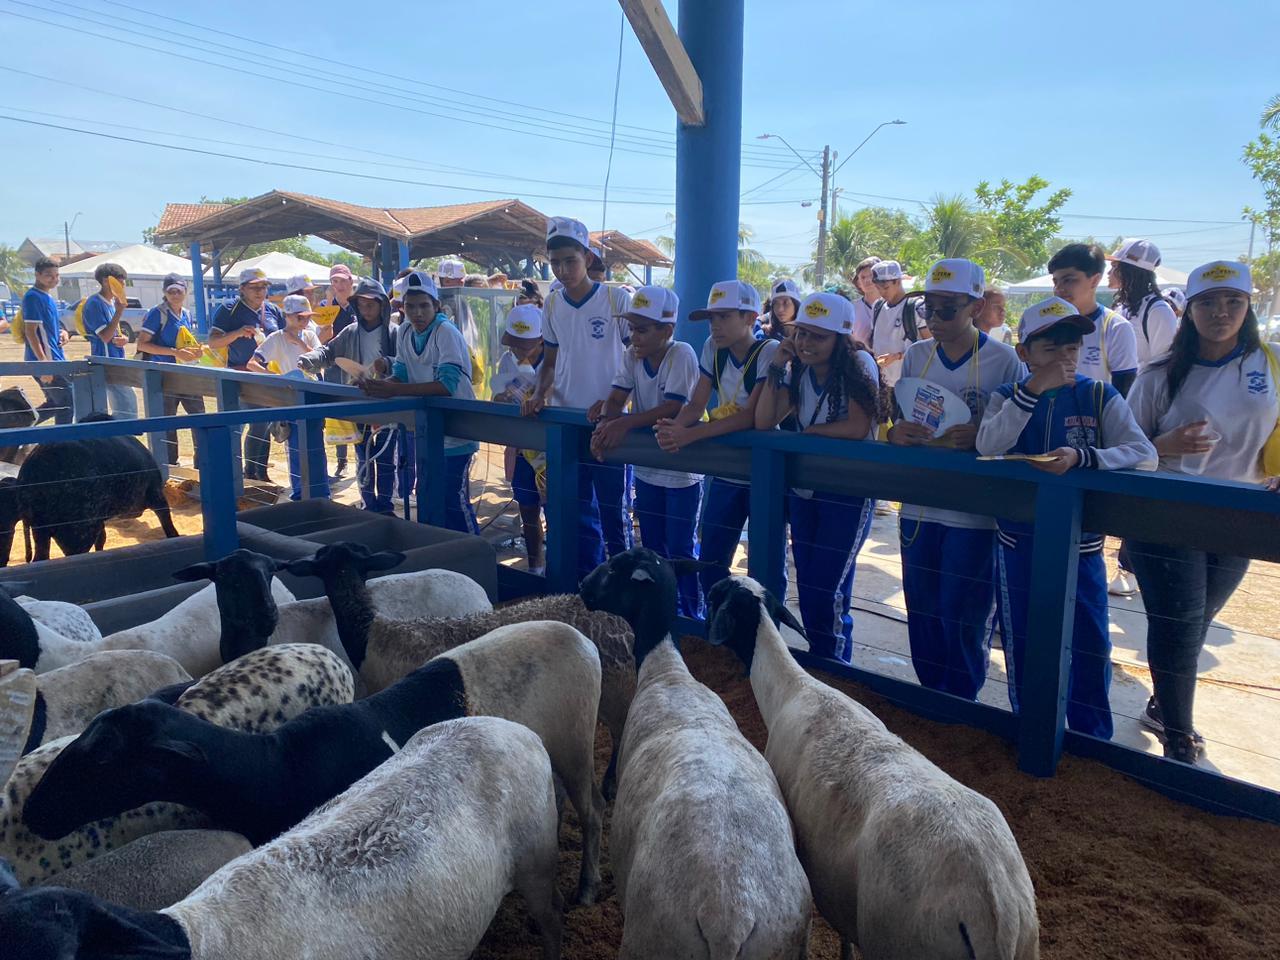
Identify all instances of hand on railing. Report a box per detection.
[654,418,691,453]
[1027,446,1080,476]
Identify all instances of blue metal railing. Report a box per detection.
[2,357,1279,823]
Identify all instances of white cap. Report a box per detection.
[281,294,313,317]
[588,244,605,266]
[1107,238,1162,273]
[238,267,269,286]
[770,278,801,304]
[438,260,466,280]
[795,292,854,334]
[920,258,985,299]
[503,303,543,339]
[619,285,675,324]
[546,216,591,251]
[662,287,679,319]
[401,270,439,300]
[1166,288,1187,311]
[871,260,904,283]
[689,280,762,320]
[1018,296,1095,341]
[1185,260,1252,302]
[284,274,315,295]
[390,276,408,301]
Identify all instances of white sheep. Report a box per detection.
[5,643,354,885]
[27,649,192,751]
[0,577,297,677]
[707,576,1040,960]
[285,542,633,796]
[2,717,564,960]
[581,549,813,959]
[172,548,493,680]
[15,595,101,646]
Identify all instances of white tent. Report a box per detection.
[1005,264,1188,296]
[57,244,194,307]
[209,251,332,284]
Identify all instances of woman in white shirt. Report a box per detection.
[1107,239,1178,369]
[1126,260,1279,765]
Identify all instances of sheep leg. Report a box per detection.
[565,769,604,906]
[94,526,106,552]
[601,741,620,803]
[31,526,51,562]
[839,936,854,960]
[515,802,564,960]
[148,486,181,539]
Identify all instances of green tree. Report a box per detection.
[1263,94,1280,131]
[803,206,922,285]
[0,245,28,292]
[974,175,1072,281]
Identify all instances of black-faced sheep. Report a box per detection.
[1,717,564,960]
[7,643,354,885]
[285,541,634,797]
[581,549,813,959]
[707,576,1040,960]
[25,623,605,904]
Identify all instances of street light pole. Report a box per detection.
[816,145,831,288]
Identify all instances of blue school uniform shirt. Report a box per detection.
[210,299,281,369]
[140,305,195,362]
[21,286,64,362]
[82,294,125,359]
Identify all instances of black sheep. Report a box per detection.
[0,414,179,566]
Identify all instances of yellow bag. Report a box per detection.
[708,402,743,421]
[9,307,23,343]
[325,420,362,445]
[522,448,548,502]
[1261,344,1280,476]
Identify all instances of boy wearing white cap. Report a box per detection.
[977,297,1156,740]
[494,303,548,574]
[209,267,282,481]
[360,270,479,533]
[1126,261,1278,764]
[868,259,925,388]
[889,259,1023,698]
[755,292,883,662]
[250,295,329,501]
[656,279,785,603]
[1048,243,1139,395]
[524,216,633,580]
[590,286,704,617]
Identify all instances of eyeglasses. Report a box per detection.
[921,301,964,321]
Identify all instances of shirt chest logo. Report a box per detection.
[1247,368,1268,394]
[589,316,607,340]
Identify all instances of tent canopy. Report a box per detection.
[208,251,332,284]
[56,244,193,279]
[1005,264,1189,295]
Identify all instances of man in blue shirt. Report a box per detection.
[22,257,72,424]
[209,267,282,481]
[81,262,138,418]
[138,274,206,466]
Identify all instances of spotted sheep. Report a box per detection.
[284,541,634,797]
[5,643,354,885]
[581,549,813,960]
[172,547,493,686]
[0,575,297,677]
[706,575,1040,960]
[1,717,564,960]
[23,623,605,904]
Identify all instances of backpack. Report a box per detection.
[871,297,920,347]
[1137,294,1170,344]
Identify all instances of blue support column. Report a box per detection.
[540,262,550,281]
[544,423,581,594]
[197,425,239,561]
[1017,484,1084,776]
[212,249,223,286]
[645,264,653,285]
[142,367,167,475]
[190,241,207,334]
[397,239,411,273]
[674,0,743,356]
[417,406,447,526]
[747,445,786,595]
[215,378,244,497]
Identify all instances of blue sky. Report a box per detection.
[2,0,1277,273]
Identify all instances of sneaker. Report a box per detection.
[1164,733,1200,765]
[332,461,347,479]
[1140,697,1206,757]
[1108,571,1137,597]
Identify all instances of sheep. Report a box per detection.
[580,548,812,959]
[33,830,252,911]
[0,576,297,676]
[14,595,101,646]
[26,649,192,752]
[284,541,633,797]
[24,621,605,904]
[171,547,492,676]
[1,716,564,960]
[6,643,353,886]
[706,575,1040,960]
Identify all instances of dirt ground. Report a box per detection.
[473,639,1280,960]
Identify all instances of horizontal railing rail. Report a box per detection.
[1,370,1277,823]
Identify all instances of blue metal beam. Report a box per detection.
[674,0,743,356]
[190,241,207,334]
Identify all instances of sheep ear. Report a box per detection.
[80,896,189,959]
[153,738,206,764]
[283,557,319,578]
[172,561,216,584]
[358,550,405,574]
[773,599,807,640]
[630,568,654,583]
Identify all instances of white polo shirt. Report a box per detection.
[870,297,924,386]
[613,341,701,488]
[1075,305,1139,382]
[1118,293,1179,369]
[542,283,631,409]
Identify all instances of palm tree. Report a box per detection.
[1263,93,1280,131]
[653,218,766,273]
[924,194,986,261]
[0,245,26,293]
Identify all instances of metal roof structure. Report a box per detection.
[590,230,672,272]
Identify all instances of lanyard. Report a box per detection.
[919,329,981,396]
[803,366,833,428]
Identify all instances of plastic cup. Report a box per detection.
[1180,427,1221,476]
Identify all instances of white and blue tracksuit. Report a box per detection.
[898,332,1024,699]
[782,357,879,663]
[977,374,1157,739]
